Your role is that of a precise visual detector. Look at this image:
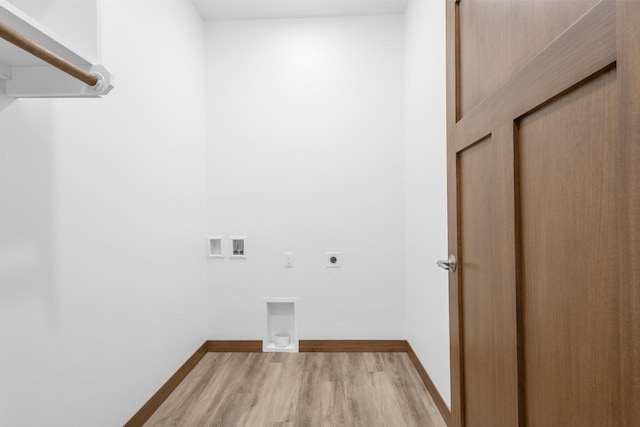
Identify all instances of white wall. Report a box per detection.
[11,0,100,62]
[204,16,406,340]
[0,1,207,426]
[404,0,450,406]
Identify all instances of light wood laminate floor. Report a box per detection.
[144,352,447,427]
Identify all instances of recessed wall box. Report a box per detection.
[264,297,299,352]
[207,236,223,259]
[230,236,247,259]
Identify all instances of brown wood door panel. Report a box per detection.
[459,127,518,427]
[456,0,617,151]
[458,0,599,118]
[518,68,620,427]
[446,1,640,426]
[618,2,640,425]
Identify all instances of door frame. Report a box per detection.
[445,1,463,427]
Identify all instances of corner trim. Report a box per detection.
[123,341,208,427]
[406,342,452,426]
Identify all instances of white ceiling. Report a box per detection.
[191,0,409,21]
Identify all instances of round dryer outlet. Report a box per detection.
[326,252,341,268]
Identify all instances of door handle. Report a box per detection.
[437,255,457,272]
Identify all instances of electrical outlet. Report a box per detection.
[284,252,293,268]
[326,252,341,268]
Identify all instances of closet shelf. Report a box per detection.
[0,0,113,98]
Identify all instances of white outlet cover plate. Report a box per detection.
[326,252,341,268]
[284,252,293,268]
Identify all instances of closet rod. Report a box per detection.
[0,21,99,86]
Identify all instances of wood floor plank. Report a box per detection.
[144,353,447,427]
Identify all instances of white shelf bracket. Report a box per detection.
[5,64,114,98]
[0,0,114,98]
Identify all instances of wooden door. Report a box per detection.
[445,1,640,426]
